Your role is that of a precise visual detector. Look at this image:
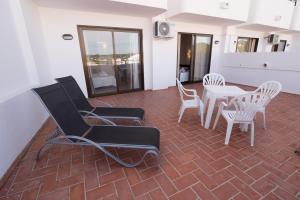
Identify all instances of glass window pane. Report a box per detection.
[278,40,286,52]
[114,31,142,91]
[249,38,258,52]
[193,35,212,81]
[236,38,250,53]
[83,30,117,95]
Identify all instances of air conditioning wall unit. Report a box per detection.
[268,34,279,44]
[154,21,175,38]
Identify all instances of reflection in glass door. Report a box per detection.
[82,30,117,95]
[78,26,143,97]
[193,35,212,82]
[114,32,142,92]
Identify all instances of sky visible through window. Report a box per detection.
[83,30,139,55]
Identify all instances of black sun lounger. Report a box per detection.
[55,76,145,124]
[32,83,160,167]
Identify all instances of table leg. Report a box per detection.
[204,96,216,129]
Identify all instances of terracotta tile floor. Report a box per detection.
[1,83,300,200]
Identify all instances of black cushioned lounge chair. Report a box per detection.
[55,76,145,124]
[32,83,160,167]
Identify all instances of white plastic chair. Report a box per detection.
[213,92,270,146]
[203,73,226,87]
[253,81,282,129]
[202,73,227,109]
[177,79,204,126]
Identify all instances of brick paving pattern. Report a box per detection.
[0,83,300,200]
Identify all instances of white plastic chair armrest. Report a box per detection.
[219,101,228,111]
[183,93,198,98]
[181,88,198,98]
[215,101,227,121]
[182,87,197,94]
[244,90,254,94]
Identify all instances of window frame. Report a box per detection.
[235,37,259,53]
[272,40,287,52]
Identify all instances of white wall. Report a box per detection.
[0,0,49,179]
[0,0,33,102]
[19,0,53,85]
[221,27,299,94]
[248,0,295,29]
[0,91,47,179]
[290,3,300,31]
[38,7,228,91]
[152,37,177,89]
[225,27,293,53]
[39,7,154,94]
[167,0,251,22]
[152,21,225,89]
[291,35,300,51]
[37,4,300,92]
[181,0,250,22]
[113,0,167,9]
[220,52,300,94]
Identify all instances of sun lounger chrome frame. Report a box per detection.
[55,77,145,125]
[33,91,159,168]
[94,98,113,107]
[80,108,144,126]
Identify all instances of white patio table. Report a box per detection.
[203,85,247,129]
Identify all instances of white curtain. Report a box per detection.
[128,33,140,89]
[194,36,211,81]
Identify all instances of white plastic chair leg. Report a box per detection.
[262,110,266,129]
[203,94,208,112]
[213,110,221,130]
[178,105,182,116]
[178,107,185,123]
[224,122,233,145]
[202,89,206,103]
[205,96,216,129]
[251,121,255,146]
[224,97,229,104]
[199,108,204,127]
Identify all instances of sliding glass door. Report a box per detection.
[193,35,212,82]
[78,26,143,97]
[114,31,142,92]
[81,30,117,95]
[177,33,212,83]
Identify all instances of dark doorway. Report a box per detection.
[177,33,213,83]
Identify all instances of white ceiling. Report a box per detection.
[168,13,246,26]
[33,0,167,17]
[236,23,287,32]
[279,30,300,35]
